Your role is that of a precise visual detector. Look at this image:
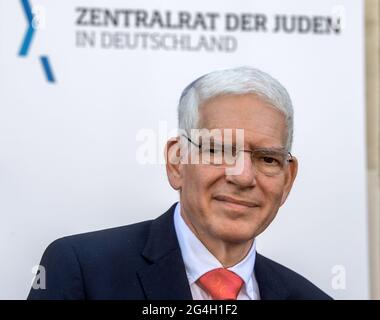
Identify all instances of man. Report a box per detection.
[28,67,332,300]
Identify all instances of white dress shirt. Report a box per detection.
[173,202,261,300]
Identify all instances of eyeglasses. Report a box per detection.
[182,135,293,176]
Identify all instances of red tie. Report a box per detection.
[197,268,244,300]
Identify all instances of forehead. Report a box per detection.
[198,94,287,148]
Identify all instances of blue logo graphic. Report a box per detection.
[19,0,56,83]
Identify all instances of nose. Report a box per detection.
[225,151,257,188]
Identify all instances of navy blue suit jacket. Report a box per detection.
[28,203,332,300]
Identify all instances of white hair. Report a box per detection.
[178,66,294,151]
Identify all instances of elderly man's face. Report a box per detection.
[166,94,298,244]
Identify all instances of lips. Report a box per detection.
[214,195,259,208]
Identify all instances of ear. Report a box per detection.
[165,137,183,191]
[280,155,298,206]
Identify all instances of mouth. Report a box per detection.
[214,195,259,209]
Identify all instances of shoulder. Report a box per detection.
[28,219,154,299]
[47,219,153,260]
[255,253,333,300]
[42,203,178,264]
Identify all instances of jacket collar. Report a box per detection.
[255,253,290,300]
[138,202,193,299]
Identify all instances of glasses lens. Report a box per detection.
[252,150,287,175]
[192,136,290,176]
[200,142,224,165]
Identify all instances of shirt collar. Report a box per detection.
[173,202,257,286]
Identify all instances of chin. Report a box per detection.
[213,224,258,244]
[219,233,255,245]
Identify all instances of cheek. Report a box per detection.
[258,177,286,209]
[181,166,216,203]
[181,167,229,225]
[184,165,214,185]
[179,167,223,229]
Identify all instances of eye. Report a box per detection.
[263,157,274,163]
[211,147,224,154]
[202,147,222,154]
[205,148,216,154]
[261,156,280,166]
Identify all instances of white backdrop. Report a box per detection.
[0,0,368,299]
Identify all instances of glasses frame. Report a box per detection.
[181,134,293,174]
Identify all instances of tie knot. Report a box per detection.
[197,268,244,300]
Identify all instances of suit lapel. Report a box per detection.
[138,203,193,300]
[255,253,290,300]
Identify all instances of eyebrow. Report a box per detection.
[184,135,288,153]
[206,141,288,153]
[250,147,288,153]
